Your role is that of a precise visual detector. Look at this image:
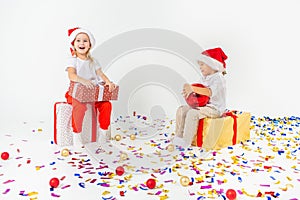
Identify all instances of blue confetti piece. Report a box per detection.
[139,186,148,190]
[238,177,242,182]
[79,182,85,188]
[278,150,284,155]
[102,196,114,200]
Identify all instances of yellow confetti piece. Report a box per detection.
[241,188,256,197]
[286,176,292,181]
[102,191,111,195]
[124,174,132,181]
[28,192,38,196]
[274,181,280,184]
[280,186,288,191]
[35,166,40,171]
[159,195,168,200]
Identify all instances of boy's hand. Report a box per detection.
[182,83,193,98]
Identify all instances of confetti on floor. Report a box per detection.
[0,115,300,199]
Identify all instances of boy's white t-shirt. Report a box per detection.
[202,72,226,114]
[65,57,102,81]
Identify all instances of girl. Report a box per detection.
[65,27,115,146]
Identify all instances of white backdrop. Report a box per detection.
[1,0,299,131]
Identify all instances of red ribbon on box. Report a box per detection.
[223,111,238,145]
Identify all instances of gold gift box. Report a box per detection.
[192,111,251,150]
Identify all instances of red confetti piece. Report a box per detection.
[90,179,97,183]
[3,180,15,184]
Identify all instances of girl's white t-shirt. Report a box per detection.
[65,57,101,81]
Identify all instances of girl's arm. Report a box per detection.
[67,67,95,89]
[96,68,116,92]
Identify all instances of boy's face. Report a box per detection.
[73,33,91,55]
[198,61,217,76]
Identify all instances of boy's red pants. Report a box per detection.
[65,92,112,133]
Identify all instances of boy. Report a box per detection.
[173,47,228,147]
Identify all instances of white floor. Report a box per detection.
[1,116,300,200]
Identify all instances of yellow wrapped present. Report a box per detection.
[192,111,251,150]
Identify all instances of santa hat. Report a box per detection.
[198,47,228,72]
[68,27,96,55]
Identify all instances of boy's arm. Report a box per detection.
[192,86,211,97]
[182,83,211,98]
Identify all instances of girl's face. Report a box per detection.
[73,33,91,57]
[198,61,217,77]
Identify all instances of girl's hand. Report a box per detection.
[81,79,95,89]
[182,83,193,98]
[105,81,116,92]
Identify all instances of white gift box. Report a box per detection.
[54,102,98,146]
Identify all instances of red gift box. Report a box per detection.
[68,82,119,103]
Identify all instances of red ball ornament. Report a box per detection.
[226,189,237,200]
[146,178,156,189]
[185,83,210,108]
[116,166,125,176]
[49,177,60,188]
[1,152,9,160]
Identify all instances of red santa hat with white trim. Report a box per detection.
[68,27,96,55]
[198,47,228,72]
